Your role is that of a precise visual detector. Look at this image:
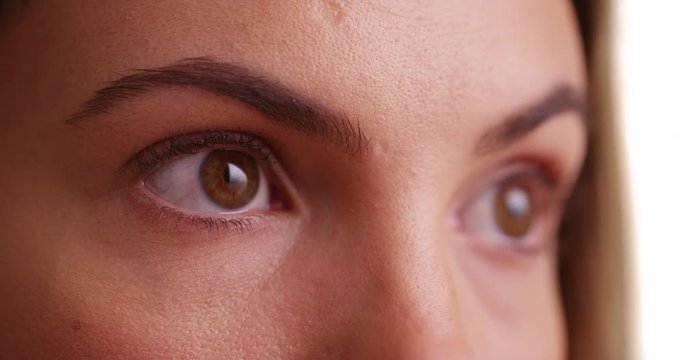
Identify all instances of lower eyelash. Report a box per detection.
[131,189,264,237]
[158,206,259,234]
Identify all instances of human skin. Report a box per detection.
[0,0,587,359]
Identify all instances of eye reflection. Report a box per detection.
[144,149,270,214]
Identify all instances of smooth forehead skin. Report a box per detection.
[0,1,586,359]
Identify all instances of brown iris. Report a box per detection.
[199,150,260,209]
[494,180,534,238]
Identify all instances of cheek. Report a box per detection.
[16,214,305,358]
[453,245,566,360]
[3,204,565,360]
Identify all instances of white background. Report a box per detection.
[617,1,683,359]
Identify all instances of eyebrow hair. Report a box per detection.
[67,57,370,156]
[475,84,587,155]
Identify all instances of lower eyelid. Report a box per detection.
[128,184,272,238]
[459,206,559,262]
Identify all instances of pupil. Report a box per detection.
[223,166,231,183]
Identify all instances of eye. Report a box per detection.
[494,180,534,238]
[457,166,558,253]
[144,149,270,214]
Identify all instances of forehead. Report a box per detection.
[3,0,584,141]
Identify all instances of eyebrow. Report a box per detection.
[475,84,587,155]
[67,57,370,156]
[68,58,585,159]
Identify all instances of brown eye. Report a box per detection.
[458,167,557,253]
[494,181,534,238]
[199,150,260,209]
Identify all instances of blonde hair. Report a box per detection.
[561,1,630,359]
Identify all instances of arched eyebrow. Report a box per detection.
[67,57,585,158]
[67,57,370,157]
[475,84,587,155]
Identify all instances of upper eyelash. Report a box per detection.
[483,161,557,193]
[128,130,273,171]
[502,163,567,211]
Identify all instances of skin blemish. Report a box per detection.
[71,320,83,331]
[318,0,346,25]
[370,139,388,157]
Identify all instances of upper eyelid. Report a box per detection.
[125,130,274,173]
[463,161,558,201]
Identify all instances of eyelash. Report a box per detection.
[129,130,282,234]
[130,130,273,171]
[135,198,265,234]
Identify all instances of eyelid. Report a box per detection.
[456,160,559,208]
[127,130,274,174]
[131,187,275,236]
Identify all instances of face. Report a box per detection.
[0,1,586,358]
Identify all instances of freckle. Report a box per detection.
[71,320,82,331]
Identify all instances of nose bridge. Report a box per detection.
[345,175,466,357]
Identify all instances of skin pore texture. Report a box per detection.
[0,1,587,359]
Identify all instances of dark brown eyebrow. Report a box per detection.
[475,84,587,154]
[67,57,369,156]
